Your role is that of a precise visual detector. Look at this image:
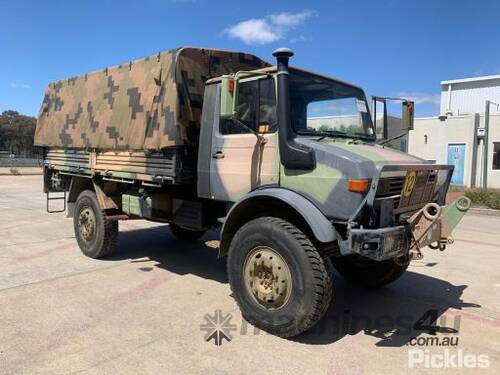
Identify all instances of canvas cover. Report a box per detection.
[34,47,268,150]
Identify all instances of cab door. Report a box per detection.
[209,76,279,202]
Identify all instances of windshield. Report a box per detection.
[289,69,375,140]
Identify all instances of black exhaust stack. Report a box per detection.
[273,48,315,170]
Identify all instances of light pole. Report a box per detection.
[483,100,500,189]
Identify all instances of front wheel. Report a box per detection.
[331,254,410,288]
[74,190,118,259]
[227,217,333,338]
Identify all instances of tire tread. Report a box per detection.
[74,190,118,259]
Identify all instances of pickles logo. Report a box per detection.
[402,171,417,197]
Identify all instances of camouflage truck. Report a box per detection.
[35,46,470,337]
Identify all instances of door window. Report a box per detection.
[220,78,277,135]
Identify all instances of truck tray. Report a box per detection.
[44,148,193,186]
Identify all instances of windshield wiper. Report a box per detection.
[351,132,374,141]
[311,131,348,141]
[297,130,356,141]
[316,132,373,142]
[297,130,373,142]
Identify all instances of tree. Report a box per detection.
[0,110,39,157]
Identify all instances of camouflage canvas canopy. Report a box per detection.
[35,47,268,150]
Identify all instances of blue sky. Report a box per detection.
[1,0,499,117]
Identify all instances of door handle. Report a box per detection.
[212,151,225,159]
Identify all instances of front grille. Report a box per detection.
[398,170,437,209]
[376,171,438,213]
[376,176,405,197]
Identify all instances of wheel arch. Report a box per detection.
[67,176,118,217]
[68,176,94,203]
[219,188,337,256]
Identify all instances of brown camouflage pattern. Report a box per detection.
[35,47,268,150]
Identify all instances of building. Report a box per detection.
[440,75,500,116]
[409,75,500,189]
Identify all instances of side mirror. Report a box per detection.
[402,100,414,131]
[219,76,236,118]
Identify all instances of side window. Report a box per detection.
[493,142,500,170]
[220,78,277,135]
[259,78,277,133]
[236,80,258,129]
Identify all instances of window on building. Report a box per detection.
[493,142,500,170]
[220,78,277,135]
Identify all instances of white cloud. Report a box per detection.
[269,10,316,27]
[224,10,316,45]
[225,18,282,45]
[398,92,440,105]
[9,82,31,89]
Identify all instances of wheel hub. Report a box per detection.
[78,207,96,241]
[243,246,292,310]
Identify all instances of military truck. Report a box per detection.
[35,46,470,338]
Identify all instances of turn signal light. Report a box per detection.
[347,179,370,193]
[228,79,235,94]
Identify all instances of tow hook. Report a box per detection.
[407,197,471,260]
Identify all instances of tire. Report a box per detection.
[169,223,206,241]
[331,254,410,288]
[73,190,118,259]
[227,217,333,338]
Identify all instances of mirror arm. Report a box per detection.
[378,131,408,146]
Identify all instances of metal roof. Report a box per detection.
[441,74,500,85]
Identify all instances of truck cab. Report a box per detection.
[198,49,464,255]
[193,49,470,336]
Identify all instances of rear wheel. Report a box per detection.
[331,254,409,288]
[227,217,333,338]
[74,190,118,259]
[169,223,205,241]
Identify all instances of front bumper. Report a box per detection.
[339,225,410,261]
[338,197,471,261]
